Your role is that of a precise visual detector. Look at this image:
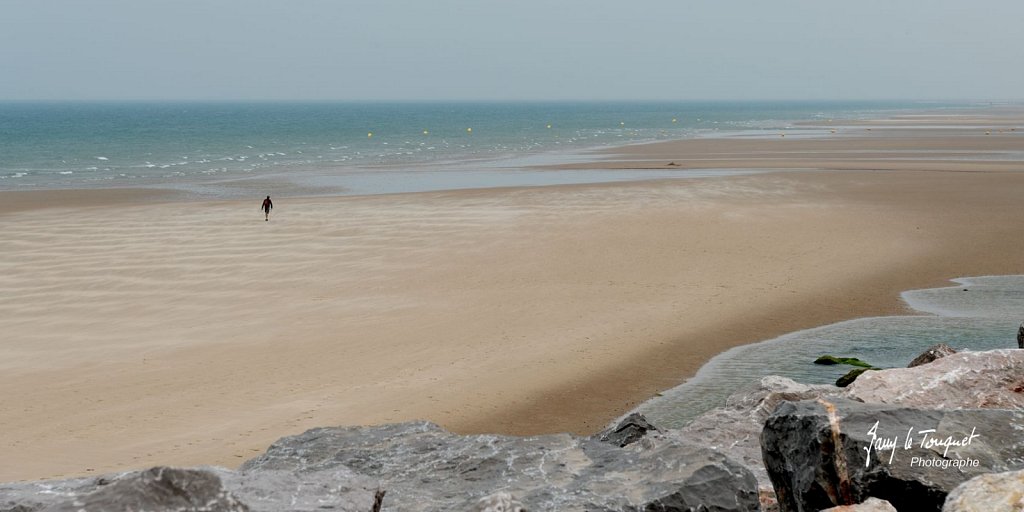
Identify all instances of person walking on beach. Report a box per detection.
[261,195,273,221]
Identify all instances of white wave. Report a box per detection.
[59,171,73,175]
[96,156,109,161]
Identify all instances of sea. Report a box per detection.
[4,100,1013,426]
[637,275,1024,428]
[0,100,960,198]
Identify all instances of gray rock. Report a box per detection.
[671,376,840,491]
[594,412,660,447]
[846,349,1024,409]
[1017,322,1023,349]
[908,343,957,368]
[760,398,1024,512]
[942,468,1024,512]
[821,497,898,511]
[1,474,98,512]
[657,376,843,512]
[472,492,527,512]
[0,466,381,512]
[37,467,248,512]
[218,467,382,512]
[243,421,761,511]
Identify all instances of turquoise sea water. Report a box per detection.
[0,100,944,196]
[637,276,1024,428]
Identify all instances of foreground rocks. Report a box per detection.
[0,465,383,512]
[241,420,760,511]
[2,349,1022,512]
[674,349,1024,512]
[1,418,760,512]
[761,398,1024,511]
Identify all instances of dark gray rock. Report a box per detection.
[243,421,761,511]
[835,368,871,387]
[1017,322,1023,349]
[761,398,1024,512]
[37,467,248,512]
[594,412,660,447]
[907,343,957,368]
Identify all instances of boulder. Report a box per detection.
[821,497,898,511]
[594,412,659,447]
[907,343,957,368]
[1,421,758,512]
[671,376,840,492]
[243,421,761,511]
[846,349,1024,409]
[941,468,1024,512]
[835,368,872,388]
[36,467,248,512]
[760,398,1024,512]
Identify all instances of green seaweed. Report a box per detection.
[814,355,874,368]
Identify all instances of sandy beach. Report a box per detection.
[2,112,1024,482]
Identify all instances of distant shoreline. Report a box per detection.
[0,100,976,199]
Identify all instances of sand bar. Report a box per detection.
[2,112,1024,481]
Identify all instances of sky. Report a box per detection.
[1,0,1022,101]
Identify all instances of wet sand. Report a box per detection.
[2,111,1024,481]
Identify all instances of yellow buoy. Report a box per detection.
[367,132,373,138]
[423,130,429,135]
[546,124,552,129]
[672,118,677,123]
[467,127,472,133]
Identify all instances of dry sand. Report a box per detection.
[2,111,1024,481]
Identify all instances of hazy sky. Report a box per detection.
[2,0,1021,101]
